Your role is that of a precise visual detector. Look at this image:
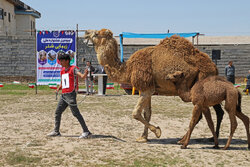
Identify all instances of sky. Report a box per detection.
[21,0,250,36]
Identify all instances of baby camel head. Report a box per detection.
[84,29,113,45]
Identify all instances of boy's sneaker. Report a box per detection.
[79,132,92,139]
[47,131,61,137]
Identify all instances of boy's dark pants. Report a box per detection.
[54,91,89,133]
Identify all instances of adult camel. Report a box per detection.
[84,29,224,143]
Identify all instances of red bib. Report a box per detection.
[61,66,79,94]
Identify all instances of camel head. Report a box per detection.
[84,29,114,46]
[83,28,119,68]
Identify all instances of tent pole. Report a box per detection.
[119,34,124,62]
[196,34,199,47]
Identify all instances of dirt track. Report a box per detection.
[0,89,249,166]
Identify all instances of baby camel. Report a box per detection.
[180,76,250,149]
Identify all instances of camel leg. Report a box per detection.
[236,111,250,149]
[181,105,202,149]
[132,90,161,142]
[178,113,202,144]
[180,104,224,144]
[203,108,219,148]
[223,112,238,150]
[139,97,152,142]
[211,104,224,141]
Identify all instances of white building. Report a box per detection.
[0,0,41,36]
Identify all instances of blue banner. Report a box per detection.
[36,30,76,85]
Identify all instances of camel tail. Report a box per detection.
[236,91,242,113]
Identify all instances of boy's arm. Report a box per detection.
[56,84,62,92]
[77,69,88,79]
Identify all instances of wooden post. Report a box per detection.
[76,24,79,67]
[35,29,38,94]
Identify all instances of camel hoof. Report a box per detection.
[181,145,187,149]
[154,126,161,138]
[136,136,148,143]
[213,145,220,149]
[177,139,185,145]
[221,146,228,150]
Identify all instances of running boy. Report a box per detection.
[47,53,91,138]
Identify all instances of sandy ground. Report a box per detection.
[0,89,249,167]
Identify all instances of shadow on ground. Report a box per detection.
[61,134,126,142]
[148,137,248,149]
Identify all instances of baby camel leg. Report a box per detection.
[235,111,250,149]
[178,114,202,144]
[203,108,219,148]
[223,111,238,150]
[132,91,161,142]
[179,104,224,144]
[181,105,202,149]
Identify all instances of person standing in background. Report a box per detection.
[225,61,235,84]
[243,70,250,93]
[85,61,95,95]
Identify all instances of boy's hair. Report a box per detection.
[58,53,70,61]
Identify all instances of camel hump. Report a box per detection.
[159,35,196,56]
[159,35,218,79]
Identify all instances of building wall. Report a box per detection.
[0,36,250,79]
[16,14,35,36]
[0,0,16,36]
[198,45,250,76]
[0,36,36,76]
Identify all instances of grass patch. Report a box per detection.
[26,140,46,147]
[1,91,28,95]
[5,149,42,166]
[0,83,125,96]
[98,155,191,167]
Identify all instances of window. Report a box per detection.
[8,12,11,22]
[0,8,3,20]
[31,20,33,35]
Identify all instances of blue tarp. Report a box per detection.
[120,32,199,38]
[119,32,199,62]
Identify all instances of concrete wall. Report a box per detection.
[0,0,16,36]
[16,14,35,36]
[0,36,250,79]
[0,36,36,76]
[198,45,250,76]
